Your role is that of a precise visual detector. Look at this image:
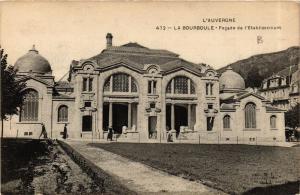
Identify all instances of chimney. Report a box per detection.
[106,33,113,48]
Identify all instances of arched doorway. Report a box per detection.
[165,76,197,137]
[102,73,139,134]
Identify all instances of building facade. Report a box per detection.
[3,34,286,143]
[259,64,299,110]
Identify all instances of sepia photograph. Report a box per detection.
[0,1,299,194]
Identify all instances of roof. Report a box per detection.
[277,65,298,77]
[265,106,285,112]
[220,103,236,110]
[14,45,52,74]
[219,66,245,91]
[52,93,74,100]
[55,81,73,89]
[221,91,266,103]
[76,42,205,75]
[16,75,54,87]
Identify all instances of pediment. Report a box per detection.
[17,75,54,87]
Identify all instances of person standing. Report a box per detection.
[39,123,47,139]
[107,126,113,141]
[63,124,68,139]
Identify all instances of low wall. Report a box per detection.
[57,140,136,195]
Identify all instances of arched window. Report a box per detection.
[223,115,230,129]
[58,105,68,122]
[245,103,256,128]
[103,73,138,93]
[270,115,276,128]
[20,89,39,121]
[166,76,195,94]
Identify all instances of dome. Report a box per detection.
[219,66,245,91]
[14,45,52,74]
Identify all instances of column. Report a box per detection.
[188,79,191,94]
[129,76,132,92]
[109,76,113,92]
[188,104,191,129]
[171,103,175,130]
[151,80,154,94]
[109,102,113,128]
[128,103,132,129]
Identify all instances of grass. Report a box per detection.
[1,138,134,194]
[89,143,300,195]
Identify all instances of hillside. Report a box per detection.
[217,46,300,87]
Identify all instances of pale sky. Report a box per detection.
[0,2,299,80]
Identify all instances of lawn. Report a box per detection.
[90,143,300,195]
[1,138,133,194]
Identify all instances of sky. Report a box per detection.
[0,2,299,80]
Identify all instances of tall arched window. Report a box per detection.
[270,115,276,129]
[20,89,39,121]
[223,115,230,129]
[166,76,196,94]
[58,105,68,122]
[245,103,256,128]
[103,73,138,93]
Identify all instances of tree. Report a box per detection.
[245,66,264,88]
[285,103,300,141]
[1,47,26,138]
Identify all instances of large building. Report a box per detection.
[259,64,299,110]
[3,34,286,143]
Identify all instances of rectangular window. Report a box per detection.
[153,81,157,94]
[84,101,92,107]
[208,104,213,109]
[89,78,93,91]
[206,83,209,95]
[148,80,157,94]
[83,78,88,91]
[148,81,152,94]
[210,84,213,95]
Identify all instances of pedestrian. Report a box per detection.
[39,123,47,139]
[107,126,113,141]
[63,124,68,139]
[167,130,173,142]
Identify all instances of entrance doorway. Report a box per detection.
[148,116,157,138]
[82,115,92,132]
[175,105,188,135]
[166,104,188,137]
[113,103,128,134]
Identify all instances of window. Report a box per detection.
[83,78,93,92]
[20,89,39,121]
[270,115,276,128]
[148,81,152,94]
[89,78,93,91]
[206,83,213,95]
[208,104,213,109]
[58,105,68,122]
[245,103,256,128]
[148,80,157,94]
[113,74,129,92]
[84,102,92,107]
[104,79,110,92]
[104,73,138,93]
[83,78,87,91]
[166,76,195,95]
[223,115,230,129]
[150,102,156,108]
[131,80,138,92]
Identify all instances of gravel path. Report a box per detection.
[66,140,225,195]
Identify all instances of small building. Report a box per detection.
[259,64,299,110]
[3,34,286,143]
